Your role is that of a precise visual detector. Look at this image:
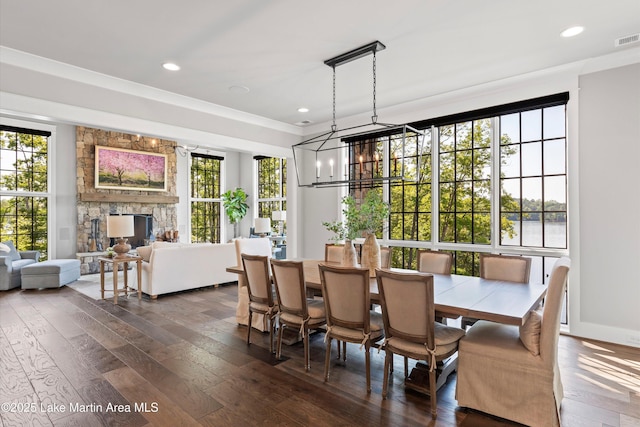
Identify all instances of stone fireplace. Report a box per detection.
[75,127,179,274]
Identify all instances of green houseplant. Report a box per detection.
[222,187,249,238]
[322,192,389,270]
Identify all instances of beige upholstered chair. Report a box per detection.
[235,238,272,330]
[456,257,571,427]
[416,249,452,275]
[319,264,385,393]
[324,243,344,263]
[241,254,278,354]
[270,259,326,371]
[380,247,391,269]
[461,253,532,329]
[376,269,465,419]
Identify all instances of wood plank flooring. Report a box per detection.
[1,282,638,426]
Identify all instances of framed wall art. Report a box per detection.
[95,146,167,191]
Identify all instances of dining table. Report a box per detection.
[226,259,548,394]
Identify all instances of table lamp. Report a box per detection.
[271,210,286,235]
[254,217,271,237]
[107,215,135,258]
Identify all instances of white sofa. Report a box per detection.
[134,242,237,298]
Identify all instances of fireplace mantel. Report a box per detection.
[79,193,179,204]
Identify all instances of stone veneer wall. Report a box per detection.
[76,127,178,274]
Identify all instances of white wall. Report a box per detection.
[572,63,640,346]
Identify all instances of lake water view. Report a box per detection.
[501,220,566,249]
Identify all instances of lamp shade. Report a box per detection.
[107,215,134,238]
[271,210,286,221]
[254,217,271,234]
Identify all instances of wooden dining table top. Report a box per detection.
[226,259,547,326]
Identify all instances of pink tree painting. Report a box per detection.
[96,147,167,191]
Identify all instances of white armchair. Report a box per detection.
[0,241,40,290]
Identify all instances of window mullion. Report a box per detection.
[490,116,501,250]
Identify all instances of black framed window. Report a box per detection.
[256,156,286,222]
[0,125,50,259]
[190,153,222,243]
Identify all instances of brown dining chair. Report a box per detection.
[456,257,571,427]
[270,259,326,371]
[416,249,452,275]
[376,268,465,419]
[235,238,272,330]
[417,249,453,325]
[241,253,278,354]
[319,263,385,393]
[461,253,532,329]
[324,243,344,263]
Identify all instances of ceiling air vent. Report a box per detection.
[615,33,640,48]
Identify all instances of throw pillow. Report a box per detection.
[137,245,152,262]
[519,309,542,356]
[0,241,20,261]
[0,242,10,252]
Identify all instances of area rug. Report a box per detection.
[66,273,109,300]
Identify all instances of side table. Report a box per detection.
[98,255,142,304]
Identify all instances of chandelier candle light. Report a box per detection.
[292,41,426,188]
[107,215,135,259]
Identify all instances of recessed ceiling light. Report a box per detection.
[162,62,180,71]
[228,85,250,94]
[298,107,309,113]
[561,26,584,38]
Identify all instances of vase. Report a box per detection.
[360,232,380,277]
[342,239,358,266]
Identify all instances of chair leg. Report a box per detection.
[382,351,392,399]
[404,356,409,378]
[365,343,371,393]
[336,340,341,359]
[303,329,310,372]
[429,368,437,419]
[276,323,284,360]
[246,310,253,346]
[324,336,332,382]
[269,314,275,354]
[342,341,347,361]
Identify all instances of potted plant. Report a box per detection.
[323,195,360,266]
[322,191,389,271]
[357,191,389,276]
[222,187,249,238]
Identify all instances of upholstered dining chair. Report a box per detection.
[461,253,532,329]
[319,263,385,393]
[376,269,466,419]
[456,257,571,427]
[235,238,272,330]
[270,259,326,371]
[416,249,452,275]
[324,243,344,263]
[380,247,391,269]
[241,254,278,354]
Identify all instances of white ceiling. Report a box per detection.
[1,0,639,129]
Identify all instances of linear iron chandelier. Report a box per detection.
[292,41,426,188]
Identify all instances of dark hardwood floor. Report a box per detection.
[1,281,638,426]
